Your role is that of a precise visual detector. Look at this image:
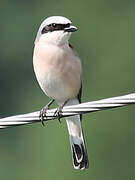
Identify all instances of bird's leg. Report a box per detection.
[54,100,68,123]
[40,99,55,126]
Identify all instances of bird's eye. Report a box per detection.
[52,23,57,28]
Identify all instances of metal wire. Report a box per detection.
[0,93,135,128]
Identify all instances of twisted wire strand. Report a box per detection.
[0,93,135,128]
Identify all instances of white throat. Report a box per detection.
[38,31,72,46]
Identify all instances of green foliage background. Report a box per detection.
[0,0,135,179]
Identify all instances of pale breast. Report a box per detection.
[33,43,82,102]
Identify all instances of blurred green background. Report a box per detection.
[0,0,135,179]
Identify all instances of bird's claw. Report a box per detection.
[54,100,68,123]
[39,99,55,126]
[39,106,49,126]
[54,107,63,123]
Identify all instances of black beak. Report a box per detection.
[64,25,78,32]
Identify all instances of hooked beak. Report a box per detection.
[64,25,78,32]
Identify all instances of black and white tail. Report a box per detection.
[65,98,89,169]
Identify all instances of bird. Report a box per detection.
[33,16,89,169]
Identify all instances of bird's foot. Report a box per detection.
[54,100,68,123]
[39,99,55,126]
[40,106,49,126]
[54,106,63,123]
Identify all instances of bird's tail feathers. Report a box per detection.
[65,98,89,169]
[70,132,89,169]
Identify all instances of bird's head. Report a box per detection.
[35,16,78,46]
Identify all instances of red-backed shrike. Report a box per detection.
[33,16,89,169]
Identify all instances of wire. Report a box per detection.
[0,93,135,128]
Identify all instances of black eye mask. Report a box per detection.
[41,23,71,34]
